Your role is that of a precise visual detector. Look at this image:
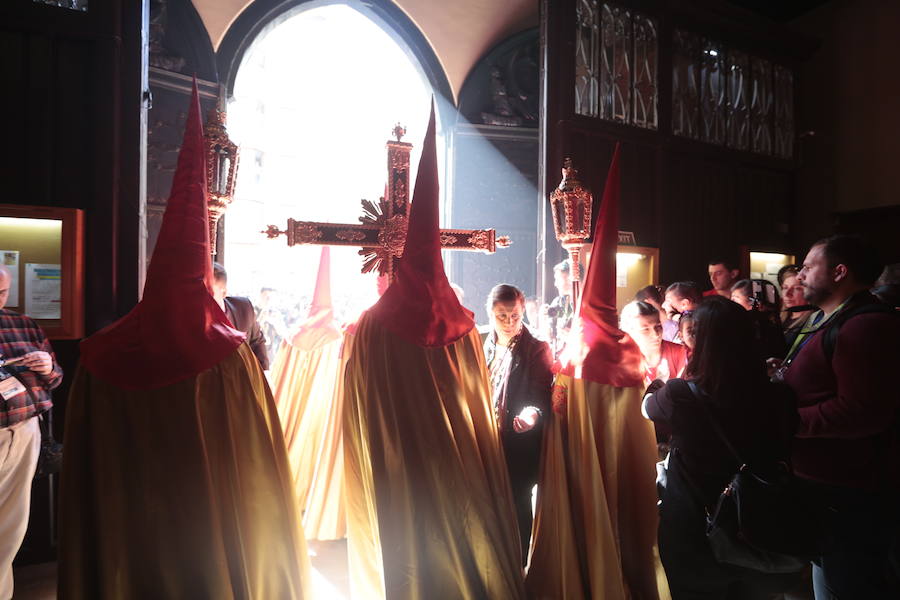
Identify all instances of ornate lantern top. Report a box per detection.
[204,105,240,255]
[205,107,239,199]
[549,157,593,247]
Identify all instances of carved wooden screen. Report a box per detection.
[575,1,657,130]
[544,0,662,297]
[542,0,799,292]
[773,65,794,159]
[726,50,750,150]
[672,27,793,158]
[31,0,88,10]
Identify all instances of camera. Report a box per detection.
[546,305,564,319]
[751,279,777,310]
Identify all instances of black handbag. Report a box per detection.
[34,409,63,478]
[677,382,829,574]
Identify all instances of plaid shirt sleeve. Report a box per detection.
[0,308,62,426]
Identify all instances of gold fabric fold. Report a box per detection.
[58,343,311,600]
[270,333,348,540]
[343,314,526,600]
[526,374,669,600]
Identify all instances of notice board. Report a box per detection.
[0,205,84,339]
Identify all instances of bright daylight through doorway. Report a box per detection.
[225,3,434,364]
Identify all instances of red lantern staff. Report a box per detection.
[549,157,593,307]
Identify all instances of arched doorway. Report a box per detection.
[222,2,437,360]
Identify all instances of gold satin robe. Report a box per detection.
[342,314,526,600]
[57,343,311,599]
[526,374,669,600]
[270,327,349,540]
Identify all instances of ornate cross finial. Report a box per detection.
[264,124,511,280]
[392,122,406,142]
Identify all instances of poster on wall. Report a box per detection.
[25,263,61,319]
[1,251,20,307]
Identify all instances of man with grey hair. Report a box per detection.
[0,264,63,599]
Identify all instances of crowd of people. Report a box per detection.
[4,11,900,589]
[483,235,899,599]
[2,228,898,599]
[14,88,899,599]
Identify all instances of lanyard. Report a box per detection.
[784,298,849,365]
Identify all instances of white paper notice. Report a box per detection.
[25,263,61,319]
[1,251,20,307]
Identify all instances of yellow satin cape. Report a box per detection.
[342,314,526,600]
[57,343,311,600]
[270,331,348,540]
[526,374,669,600]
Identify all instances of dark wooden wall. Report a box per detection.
[450,0,815,317]
[541,0,813,290]
[0,0,147,563]
[792,0,900,259]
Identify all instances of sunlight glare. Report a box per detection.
[224,3,433,331]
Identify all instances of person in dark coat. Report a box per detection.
[644,296,804,599]
[483,283,553,564]
[779,235,900,598]
[212,262,269,369]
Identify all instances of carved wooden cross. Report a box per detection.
[263,124,510,281]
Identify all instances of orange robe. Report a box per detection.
[58,344,311,599]
[526,374,669,600]
[342,314,526,600]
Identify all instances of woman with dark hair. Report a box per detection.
[730,279,787,360]
[643,296,803,598]
[484,283,553,564]
[678,310,696,353]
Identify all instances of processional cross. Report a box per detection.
[263,124,510,282]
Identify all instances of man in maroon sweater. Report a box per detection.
[780,235,899,598]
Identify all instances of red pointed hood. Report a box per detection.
[79,80,245,390]
[290,247,341,350]
[368,103,474,347]
[560,143,643,387]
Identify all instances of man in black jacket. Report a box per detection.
[484,284,553,564]
[212,263,269,370]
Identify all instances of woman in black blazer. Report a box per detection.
[644,296,803,599]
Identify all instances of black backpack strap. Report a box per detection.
[821,302,896,362]
[668,381,744,516]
